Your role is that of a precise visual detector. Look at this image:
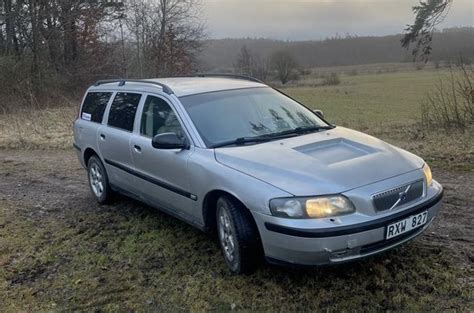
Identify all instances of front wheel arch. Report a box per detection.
[203,190,236,234]
[202,190,258,235]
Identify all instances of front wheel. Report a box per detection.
[216,196,262,274]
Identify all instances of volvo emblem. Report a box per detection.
[399,191,407,201]
[389,184,411,210]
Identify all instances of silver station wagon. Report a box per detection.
[73,75,443,274]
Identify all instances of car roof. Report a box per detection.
[88,77,267,97]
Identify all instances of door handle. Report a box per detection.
[134,145,142,153]
[100,134,106,140]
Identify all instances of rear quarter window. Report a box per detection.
[108,92,142,132]
[81,92,112,123]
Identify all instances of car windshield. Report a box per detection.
[180,87,330,147]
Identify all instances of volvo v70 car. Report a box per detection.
[73,75,443,274]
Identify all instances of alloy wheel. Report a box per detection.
[218,205,236,262]
[89,163,104,198]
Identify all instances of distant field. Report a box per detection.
[283,69,447,127]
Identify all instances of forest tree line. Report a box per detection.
[0,0,204,107]
[200,27,474,71]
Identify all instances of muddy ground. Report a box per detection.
[0,149,473,311]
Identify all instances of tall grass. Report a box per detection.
[0,104,77,149]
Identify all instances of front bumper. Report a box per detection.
[252,182,443,266]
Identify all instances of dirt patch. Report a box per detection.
[0,149,473,311]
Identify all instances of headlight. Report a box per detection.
[270,195,355,219]
[423,163,433,186]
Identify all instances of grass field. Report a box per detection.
[284,70,442,126]
[1,68,473,311]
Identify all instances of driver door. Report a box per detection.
[130,94,197,222]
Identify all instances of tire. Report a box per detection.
[216,196,262,274]
[87,155,113,204]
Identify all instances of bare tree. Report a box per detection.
[253,53,271,81]
[234,45,271,81]
[271,50,298,84]
[2,0,20,56]
[125,0,204,77]
[402,0,453,62]
[234,45,253,75]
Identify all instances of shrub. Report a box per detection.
[322,73,341,86]
[415,63,425,71]
[421,64,474,131]
[348,69,358,76]
[299,68,312,76]
[0,57,75,113]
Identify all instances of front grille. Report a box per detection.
[372,180,424,212]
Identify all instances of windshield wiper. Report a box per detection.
[296,125,335,133]
[263,125,335,139]
[211,125,336,148]
[211,136,272,148]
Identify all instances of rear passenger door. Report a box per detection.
[98,92,142,195]
[74,91,112,163]
[130,94,198,222]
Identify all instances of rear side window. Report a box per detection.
[81,92,112,123]
[108,92,142,132]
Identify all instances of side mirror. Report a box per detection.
[313,109,324,118]
[152,133,189,150]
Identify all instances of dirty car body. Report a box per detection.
[73,76,443,272]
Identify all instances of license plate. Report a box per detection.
[386,211,428,240]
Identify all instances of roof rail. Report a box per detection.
[188,73,264,83]
[93,79,174,95]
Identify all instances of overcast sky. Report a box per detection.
[202,0,474,40]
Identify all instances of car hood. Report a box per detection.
[214,127,424,196]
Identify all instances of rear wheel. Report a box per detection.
[216,196,262,274]
[87,155,113,204]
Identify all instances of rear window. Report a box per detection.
[81,92,112,123]
[107,92,142,132]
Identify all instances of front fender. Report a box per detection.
[188,148,292,217]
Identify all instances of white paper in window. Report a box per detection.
[82,112,92,121]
